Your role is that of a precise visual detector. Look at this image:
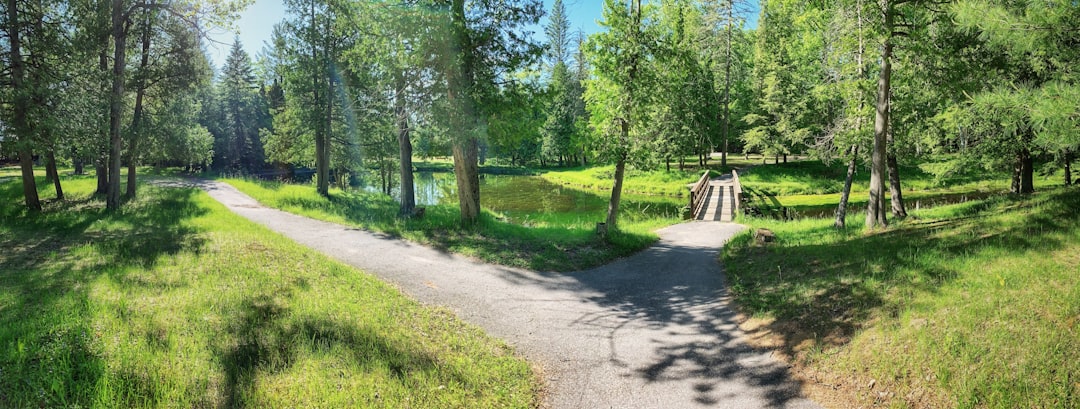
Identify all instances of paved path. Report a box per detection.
[195,180,820,409]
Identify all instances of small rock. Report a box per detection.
[867,379,876,389]
[755,228,776,244]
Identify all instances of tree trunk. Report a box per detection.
[6,0,41,211]
[1065,150,1073,185]
[834,145,858,229]
[720,1,732,169]
[74,159,84,175]
[452,139,481,223]
[106,0,128,211]
[606,154,627,229]
[866,34,892,229]
[310,0,329,197]
[396,73,416,216]
[886,152,906,218]
[126,12,151,199]
[449,0,480,225]
[46,149,64,201]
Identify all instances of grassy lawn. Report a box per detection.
[722,188,1080,408]
[738,158,1062,215]
[224,178,666,272]
[0,175,538,408]
[539,164,716,197]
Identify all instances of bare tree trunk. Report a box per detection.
[96,50,110,195]
[106,0,128,211]
[834,145,858,228]
[311,0,329,197]
[452,139,481,222]
[1020,148,1034,193]
[606,154,627,229]
[1065,150,1073,185]
[396,72,416,216]
[126,11,151,199]
[866,30,892,229]
[46,149,64,201]
[886,152,906,218]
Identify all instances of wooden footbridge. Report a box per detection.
[689,170,742,222]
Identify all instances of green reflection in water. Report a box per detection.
[357,172,684,226]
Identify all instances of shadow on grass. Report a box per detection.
[269,188,658,272]
[723,189,1080,360]
[0,184,208,407]
[220,292,457,408]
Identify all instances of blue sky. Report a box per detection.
[205,0,606,68]
[205,0,755,70]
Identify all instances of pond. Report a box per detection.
[357,171,686,225]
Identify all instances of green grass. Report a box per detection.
[722,188,1080,408]
[224,178,666,272]
[737,158,1062,217]
[0,175,538,408]
[740,158,1059,196]
[539,164,716,197]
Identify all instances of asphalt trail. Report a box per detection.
[195,179,820,409]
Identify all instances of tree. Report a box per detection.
[216,38,268,172]
[953,0,1079,193]
[540,0,581,167]
[585,0,656,231]
[104,0,242,209]
[3,0,43,210]
[440,0,542,225]
[703,0,753,167]
[271,0,358,197]
[744,0,816,165]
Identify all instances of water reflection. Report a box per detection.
[355,171,683,223]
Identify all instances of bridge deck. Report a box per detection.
[695,176,737,222]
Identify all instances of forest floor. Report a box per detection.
[194,178,822,409]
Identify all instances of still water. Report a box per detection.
[357,172,684,223]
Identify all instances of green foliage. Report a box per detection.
[0,175,538,408]
[212,39,270,172]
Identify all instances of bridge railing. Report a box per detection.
[731,169,743,215]
[689,170,711,218]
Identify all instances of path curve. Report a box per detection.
[195,179,820,409]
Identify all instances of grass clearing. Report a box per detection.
[224,178,666,272]
[0,175,538,408]
[739,158,1059,196]
[540,164,715,197]
[722,188,1080,408]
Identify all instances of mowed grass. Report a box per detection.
[740,158,1058,197]
[0,175,538,408]
[737,158,1062,216]
[224,178,664,272]
[722,188,1080,408]
[540,164,715,197]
